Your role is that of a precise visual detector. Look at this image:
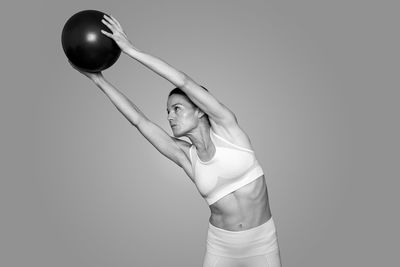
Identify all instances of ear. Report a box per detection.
[196,108,206,119]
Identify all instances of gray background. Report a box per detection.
[1,0,399,266]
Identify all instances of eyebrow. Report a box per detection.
[166,103,182,112]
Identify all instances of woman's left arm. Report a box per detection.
[101,15,237,127]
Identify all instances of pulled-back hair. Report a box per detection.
[168,86,210,123]
[168,86,209,99]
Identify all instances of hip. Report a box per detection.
[205,216,280,259]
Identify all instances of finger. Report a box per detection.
[68,60,78,69]
[109,14,122,28]
[101,19,114,31]
[103,15,117,27]
[105,14,123,31]
[101,29,112,37]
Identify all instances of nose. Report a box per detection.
[167,111,174,121]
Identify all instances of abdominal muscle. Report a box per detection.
[208,175,272,231]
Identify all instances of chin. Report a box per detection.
[173,132,184,138]
[172,128,185,138]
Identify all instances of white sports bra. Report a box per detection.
[189,129,264,205]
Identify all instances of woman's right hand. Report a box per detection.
[69,61,104,82]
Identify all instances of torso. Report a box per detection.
[209,175,271,231]
[177,123,272,231]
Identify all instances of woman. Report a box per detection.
[72,14,281,267]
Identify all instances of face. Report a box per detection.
[167,94,201,137]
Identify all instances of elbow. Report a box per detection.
[176,72,190,88]
[133,114,149,128]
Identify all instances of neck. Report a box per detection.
[187,124,213,153]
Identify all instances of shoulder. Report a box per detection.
[209,119,253,150]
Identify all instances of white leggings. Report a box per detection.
[203,217,281,267]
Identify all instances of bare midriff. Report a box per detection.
[208,175,272,231]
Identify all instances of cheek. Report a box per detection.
[182,112,198,124]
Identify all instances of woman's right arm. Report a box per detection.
[75,70,193,177]
[91,74,146,126]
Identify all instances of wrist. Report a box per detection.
[124,44,141,57]
[91,74,104,85]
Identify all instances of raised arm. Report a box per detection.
[101,15,237,127]
[71,67,193,178]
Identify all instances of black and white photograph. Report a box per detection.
[1,0,398,266]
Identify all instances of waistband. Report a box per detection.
[206,217,279,258]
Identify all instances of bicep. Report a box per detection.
[136,119,190,168]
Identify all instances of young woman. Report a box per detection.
[72,14,281,267]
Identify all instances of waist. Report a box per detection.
[206,217,280,258]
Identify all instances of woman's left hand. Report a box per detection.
[101,15,133,53]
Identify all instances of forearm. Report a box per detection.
[101,15,188,88]
[124,46,187,87]
[93,77,147,126]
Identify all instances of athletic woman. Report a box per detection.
[71,14,281,267]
